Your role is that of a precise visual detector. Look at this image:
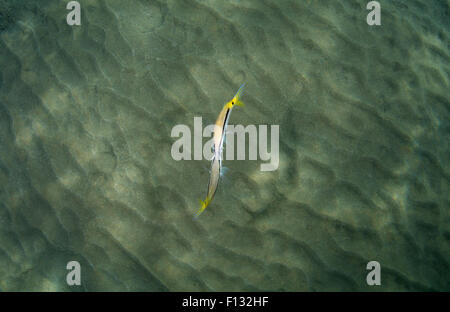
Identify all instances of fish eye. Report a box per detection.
[232,101,234,105]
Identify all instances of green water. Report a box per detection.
[0,0,448,291]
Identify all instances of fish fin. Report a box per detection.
[235,100,245,107]
[202,165,210,173]
[234,83,246,100]
[194,198,209,219]
[220,166,229,177]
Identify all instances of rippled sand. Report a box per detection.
[0,0,448,291]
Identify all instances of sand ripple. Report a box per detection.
[0,0,448,291]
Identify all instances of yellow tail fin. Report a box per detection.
[194,198,210,219]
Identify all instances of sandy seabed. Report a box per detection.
[0,0,448,291]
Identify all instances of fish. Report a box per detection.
[195,83,246,219]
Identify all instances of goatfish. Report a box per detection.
[194,83,246,219]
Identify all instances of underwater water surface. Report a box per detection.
[0,0,448,291]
